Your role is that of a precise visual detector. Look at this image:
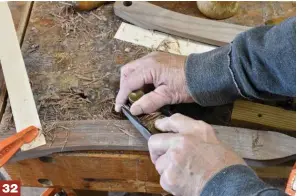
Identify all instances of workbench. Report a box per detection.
[1,2,296,195]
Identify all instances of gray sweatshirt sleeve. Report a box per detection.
[201,165,286,196]
[185,17,296,106]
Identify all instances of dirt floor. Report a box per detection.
[23,2,139,122]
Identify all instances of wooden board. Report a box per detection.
[0,120,294,162]
[114,1,250,46]
[4,151,292,193]
[232,100,296,132]
[0,2,33,123]
[253,166,292,179]
[15,2,33,46]
[0,2,45,150]
[114,22,216,55]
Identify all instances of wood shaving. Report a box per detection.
[61,129,70,152]
[114,123,136,138]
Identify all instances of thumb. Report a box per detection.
[154,113,198,133]
[130,86,171,115]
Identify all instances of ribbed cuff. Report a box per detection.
[201,165,284,196]
[185,45,240,106]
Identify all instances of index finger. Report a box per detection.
[115,66,153,112]
[115,53,159,112]
[115,69,144,112]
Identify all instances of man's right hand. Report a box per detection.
[115,52,194,115]
[149,113,246,196]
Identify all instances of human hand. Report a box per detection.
[115,52,194,115]
[149,113,246,196]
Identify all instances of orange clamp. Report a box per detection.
[286,163,296,196]
[41,188,63,196]
[0,126,38,167]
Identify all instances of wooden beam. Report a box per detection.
[232,100,296,132]
[4,151,292,194]
[15,2,34,46]
[0,120,294,162]
[253,166,292,179]
[0,2,45,150]
[114,1,250,46]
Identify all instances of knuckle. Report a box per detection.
[193,120,206,130]
[120,81,130,91]
[194,120,218,141]
[197,120,213,131]
[168,113,183,127]
[120,65,128,75]
[155,161,161,170]
[160,173,170,193]
[196,120,205,126]
[155,161,163,174]
[175,135,191,151]
[119,73,130,86]
[147,135,157,150]
[163,169,177,186]
[167,149,181,164]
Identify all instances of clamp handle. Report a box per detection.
[286,163,296,196]
[0,126,38,167]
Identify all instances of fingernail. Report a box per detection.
[154,117,168,130]
[155,119,162,127]
[115,104,121,112]
[130,105,143,115]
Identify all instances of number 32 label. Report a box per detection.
[0,181,20,196]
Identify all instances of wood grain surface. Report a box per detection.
[1,120,294,162]
[114,1,250,46]
[15,2,33,46]
[4,151,292,193]
[232,100,296,132]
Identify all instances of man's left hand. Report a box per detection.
[149,113,246,196]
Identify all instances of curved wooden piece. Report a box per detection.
[0,120,294,162]
[114,1,250,46]
[213,126,295,161]
[232,100,296,132]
